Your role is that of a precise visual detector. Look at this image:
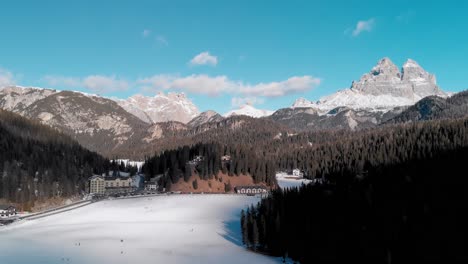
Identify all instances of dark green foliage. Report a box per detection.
[242,118,468,263]
[389,90,468,123]
[142,142,278,190]
[224,181,232,192]
[0,110,109,205]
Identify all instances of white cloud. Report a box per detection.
[138,74,321,97]
[41,72,321,98]
[189,52,218,66]
[231,97,264,107]
[156,35,168,46]
[83,75,129,93]
[0,69,15,87]
[142,29,151,38]
[352,18,375,36]
[42,75,81,87]
[43,75,129,94]
[238,76,321,97]
[139,74,228,96]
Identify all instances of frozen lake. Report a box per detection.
[0,195,281,264]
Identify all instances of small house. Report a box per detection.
[292,169,303,178]
[145,177,159,191]
[0,205,17,218]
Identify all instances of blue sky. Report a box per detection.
[0,0,467,113]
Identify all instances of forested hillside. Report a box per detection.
[0,110,109,208]
[143,116,468,188]
[142,143,277,191]
[389,90,468,123]
[242,118,468,263]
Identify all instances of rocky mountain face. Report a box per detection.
[115,92,200,124]
[277,58,450,131]
[0,86,150,156]
[269,106,403,131]
[224,104,274,118]
[0,86,206,156]
[294,58,447,112]
[0,57,463,158]
[0,86,57,112]
[187,110,224,127]
[0,86,280,158]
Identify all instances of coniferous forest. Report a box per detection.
[0,110,109,208]
[242,118,468,263]
[142,142,277,190]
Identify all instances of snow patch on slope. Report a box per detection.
[224,104,274,118]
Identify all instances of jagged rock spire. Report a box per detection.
[351,57,444,99]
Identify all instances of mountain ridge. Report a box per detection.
[292,58,447,113]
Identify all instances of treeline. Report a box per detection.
[139,116,468,188]
[274,119,468,181]
[389,90,468,123]
[142,142,277,190]
[0,110,109,208]
[242,118,468,263]
[109,160,139,176]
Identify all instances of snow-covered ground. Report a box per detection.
[0,195,281,264]
[276,172,312,189]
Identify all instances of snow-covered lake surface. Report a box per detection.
[0,195,281,264]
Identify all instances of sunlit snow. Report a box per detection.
[0,195,281,264]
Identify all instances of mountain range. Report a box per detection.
[291,58,447,112]
[1,57,465,158]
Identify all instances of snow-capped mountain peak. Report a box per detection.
[402,58,421,69]
[291,57,447,113]
[224,104,274,118]
[292,97,316,108]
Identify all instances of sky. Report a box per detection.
[0,0,467,114]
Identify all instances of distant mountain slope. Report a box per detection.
[187,110,224,127]
[0,109,108,206]
[0,86,149,156]
[115,92,200,124]
[115,115,291,158]
[0,86,208,156]
[269,106,404,131]
[389,90,468,123]
[0,86,57,112]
